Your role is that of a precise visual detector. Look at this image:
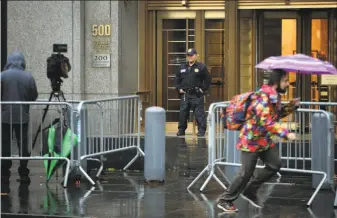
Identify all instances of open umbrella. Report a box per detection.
[255,54,337,75]
[43,122,77,181]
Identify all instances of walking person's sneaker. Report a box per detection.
[242,190,262,208]
[217,199,238,212]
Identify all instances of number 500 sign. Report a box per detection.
[92,24,111,37]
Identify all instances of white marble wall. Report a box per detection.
[119,0,138,96]
[6,0,140,154]
[7,0,138,100]
[7,1,75,99]
[84,1,120,99]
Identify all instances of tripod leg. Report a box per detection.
[56,93,68,128]
[31,92,54,153]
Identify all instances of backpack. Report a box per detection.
[222,92,255,130]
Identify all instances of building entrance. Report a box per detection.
[156,11,226,134]
[256,9,337,103]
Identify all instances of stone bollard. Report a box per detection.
[144,106,166,183]
[311,111,335,189]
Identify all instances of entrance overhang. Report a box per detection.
[238,0,337,10]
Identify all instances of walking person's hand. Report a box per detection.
[290,97,301,106]
[287,133,296,141]
[179,89,185,94]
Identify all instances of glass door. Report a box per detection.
[257,11,299,102]
[156,11,198,133]
[257,10,331,103]
[204,18,226,111]
[156,11,226,134]
[311,15,329,103]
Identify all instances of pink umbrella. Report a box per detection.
[255,54,337,75]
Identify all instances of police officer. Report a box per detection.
[175,48,211,137]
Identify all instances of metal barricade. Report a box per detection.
[187,102,332,207]
[0,101,75,187]
[75,95,144,185]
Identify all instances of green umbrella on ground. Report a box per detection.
[43,124,78,181]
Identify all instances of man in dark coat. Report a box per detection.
[1,51,38,184]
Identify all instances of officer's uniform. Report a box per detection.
[175,49,211,136]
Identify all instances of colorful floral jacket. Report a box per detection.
[236,85,298,152]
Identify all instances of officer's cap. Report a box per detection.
[186,48,197,56]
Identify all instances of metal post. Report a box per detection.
[224,130,241,181]
[311,111,335,189]
[144,107,166,182]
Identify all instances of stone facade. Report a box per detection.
[6,0,139,101]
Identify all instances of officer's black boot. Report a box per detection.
[177,130,185,136]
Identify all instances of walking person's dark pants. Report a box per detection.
[220,146,281,201]
[1,123,30,178]
[178,94,207,134]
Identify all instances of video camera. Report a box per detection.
[47,44,71,92]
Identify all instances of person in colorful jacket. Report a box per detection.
[217,69,299,212]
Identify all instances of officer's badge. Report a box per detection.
[188,48,192,52]
[194,69,199,73]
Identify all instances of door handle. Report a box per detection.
[211,80,223,86]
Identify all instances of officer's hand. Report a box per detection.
[179,89,185,94]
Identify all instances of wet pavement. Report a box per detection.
[1,136,337,218]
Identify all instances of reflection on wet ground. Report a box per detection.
[1,136,337,218]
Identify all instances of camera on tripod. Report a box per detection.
[47,44,71,93]
[32,44,72,154]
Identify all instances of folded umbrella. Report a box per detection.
[43,124,77,181]
[255,54,337,75]
[47,128,77,181]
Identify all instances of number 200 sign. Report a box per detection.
[92,24,111,36]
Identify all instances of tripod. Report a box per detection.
[31,80,67,152]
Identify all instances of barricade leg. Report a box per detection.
[187,166,210,190]
[212,173,227,190]
[216,165,229,181]
[188,164,228,192]
[124,147,144,171]
[200,170,214,191]
[62,158,71,188]
[87,158,103,180]
[334,192,337,207]
[284,168,327,207]
[199,166,228,192]
[124,151,139,170]
[79,165,96,185]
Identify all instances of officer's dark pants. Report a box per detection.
[1,123,30,177]
[220,146,281,202]
[178,93,206,133]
